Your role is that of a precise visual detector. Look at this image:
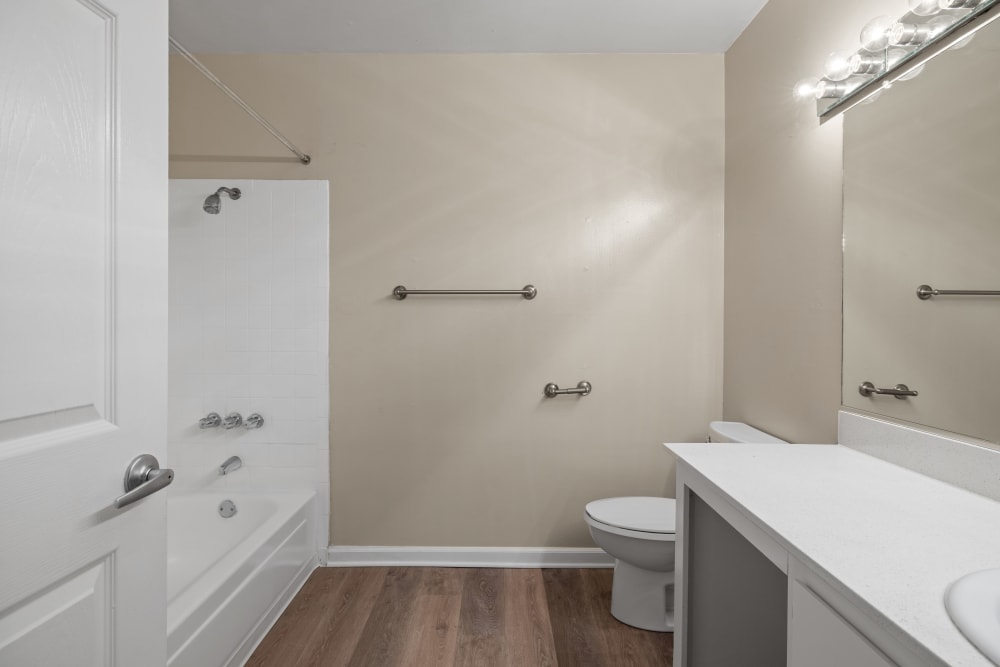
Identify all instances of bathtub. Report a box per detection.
[166,490,317,667]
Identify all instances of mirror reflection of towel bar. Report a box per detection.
[859,382,918,399]
[917,285,1000,300]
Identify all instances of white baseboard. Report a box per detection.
[325,546,614,568]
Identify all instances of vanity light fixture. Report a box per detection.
[849,53,885,75]
[909,0,944,14]
[792,77,860,101]
[795,0,1000,120]
[890,16,955,46]
[910,0,988,14]
[940,0,988,9]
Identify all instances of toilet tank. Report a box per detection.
[708,421,787,444]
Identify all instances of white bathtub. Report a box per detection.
[166,490,317,667]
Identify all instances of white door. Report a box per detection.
[0,0,168,665]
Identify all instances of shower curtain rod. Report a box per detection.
[168,36,312,165]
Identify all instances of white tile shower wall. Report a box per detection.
[168,179,331,553]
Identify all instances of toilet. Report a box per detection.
[584,421,786,632]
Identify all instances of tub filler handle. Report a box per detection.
[114,454,174,509]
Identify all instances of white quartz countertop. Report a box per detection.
[667,442,1000,667]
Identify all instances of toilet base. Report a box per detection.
[610,559,675,632]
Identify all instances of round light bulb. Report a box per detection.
[860,16,895,51]
[793,77,820,100]
[824,50,855,81]
[909,0,942,15]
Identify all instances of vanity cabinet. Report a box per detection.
[676,483,900,666]
[788,579,894,667]
[669,442,1000,667]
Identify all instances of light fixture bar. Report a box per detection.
[819,0,1000,122]
[169,36,312,165]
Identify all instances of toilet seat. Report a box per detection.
[585,497,676,541]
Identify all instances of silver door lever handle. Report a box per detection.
[115,454,174,509]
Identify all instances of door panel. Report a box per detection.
[0,0,114,428]
[0,0,168,664]
[0,557,113,666]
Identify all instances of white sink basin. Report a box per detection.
[946,568,1000,665]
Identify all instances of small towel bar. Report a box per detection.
[858,382,918,399]
[544,381,592,398]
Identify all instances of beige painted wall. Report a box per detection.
[723,0,900,444]
[170,54,725,547]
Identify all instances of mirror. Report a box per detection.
[842,11,1000,443]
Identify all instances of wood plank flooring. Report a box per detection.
[248,568,673,666]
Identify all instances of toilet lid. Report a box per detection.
[585,497,676,534]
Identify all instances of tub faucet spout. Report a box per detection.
[218,456,242,475]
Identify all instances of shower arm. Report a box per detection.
[168,36,312,165]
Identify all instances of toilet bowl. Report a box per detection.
[585,421,786,633]
[585,497,676,632]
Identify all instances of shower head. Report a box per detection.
[203,187,241,214]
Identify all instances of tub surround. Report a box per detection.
[166,179,329,665]
[669,442,1000,666]
[168,179,331,554]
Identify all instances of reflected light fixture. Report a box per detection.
[909,0,944,15]
[940,0,988,8]
[886,47,926,80]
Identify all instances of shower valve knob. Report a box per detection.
[199,412,222,429]
[245,413,264,429]
[222,412,243,429]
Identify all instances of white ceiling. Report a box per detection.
[169,0,769,54]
